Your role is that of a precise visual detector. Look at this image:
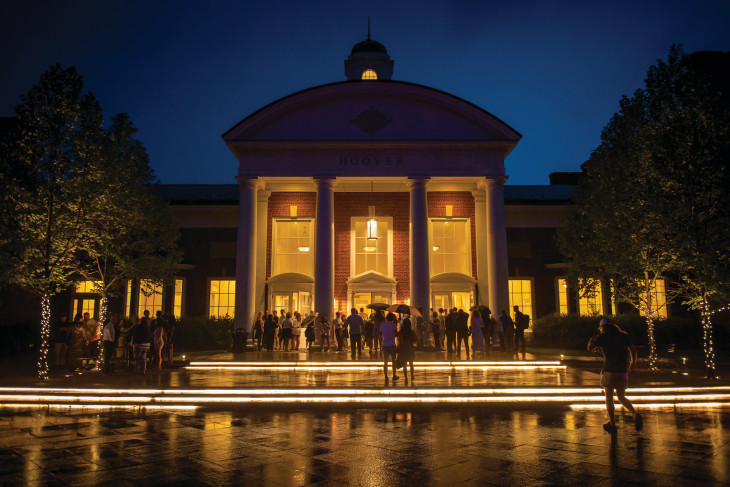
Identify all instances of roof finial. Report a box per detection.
[367,17,371,40]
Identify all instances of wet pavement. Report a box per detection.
[1,404,729,486]
[1,350,729,485]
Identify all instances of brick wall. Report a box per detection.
[267,190,477,305]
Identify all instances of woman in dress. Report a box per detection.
[470,310,485,355]
[153,320,165,370]
[291,312,302,351]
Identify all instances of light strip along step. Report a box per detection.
[0,386,729,407]
[186,360,566,371]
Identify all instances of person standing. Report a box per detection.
[53,313,69,369]
[513,305,528,359]
[291,312,302,351]
[380,313,399,384]
[253,311,264,351]
[372,310,384,353]
[470,310,485,355]
[455,309,470,360]
[438,308,446,350]
[84,312,100,365]
[130,316,152,374]
[430,311,441,351]
[397,319,418,385]
[334,312,343,351]
[67,313,86,372]
[499,309,513,353]
[587,318,643,434]
[491,311,505,352]
[165,313,176,365]
[319,315,331,352]
[263,312,277,351]
[346,308,364,358]
[445,308,457,353]
[305,320,315,351]
[102,312,117,373]
[281,312,293,351]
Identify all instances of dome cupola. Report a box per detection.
[344,21,394,81]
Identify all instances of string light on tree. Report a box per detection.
[38,294,51,380]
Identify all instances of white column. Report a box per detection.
[255,189,270,314]
[314,178,335,322]
[234,177,258,332]
[472,187,489,307]
[486,177,510,316]
[409,177,430,314]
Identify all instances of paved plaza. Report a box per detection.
[1,350,729,486]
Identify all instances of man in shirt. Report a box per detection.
[346,308,364,358]
[380,312,399,384]
[587,317,643,434]
[513,305,527,359]
[445,308,456,353]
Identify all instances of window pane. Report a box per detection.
[558,278,569,314]
[274,220,313,276]
[209,279,235,318]
[578,279,603,316]
[509,279,533,319]
[353,218,390,276]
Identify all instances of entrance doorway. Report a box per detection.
[272,291,311,315]
[433,292,473,311]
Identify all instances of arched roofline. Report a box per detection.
[222,80,521,141]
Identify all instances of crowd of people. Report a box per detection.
[52,309,176,374]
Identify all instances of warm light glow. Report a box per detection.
[432,245,440,252]
[297,246,310,252]
[362,69,377,80]
[289,205,297,217]
[445,205,453,217]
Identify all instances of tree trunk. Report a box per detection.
[39,293,51,380]
[701,295,716,379]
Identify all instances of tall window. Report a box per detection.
[173,279,184,318]
[352,218,390,276]
[641,279,668,319]
[126,281,132,317]
[273,219,313,276]
[210,279,235,318]
[362,69,377,80]
[579,279,604,316]
[509,279,533,319]
[557,278,569,314]
[139,280,163,316]
[430,219,470,275]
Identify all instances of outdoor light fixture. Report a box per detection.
[364,205,377,252]
[433,245,440,252]
[297,220,310,252]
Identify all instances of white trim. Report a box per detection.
[271,217,314,278]
[346,270,397,309]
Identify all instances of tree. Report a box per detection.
[71,113,182,327]
[558,47,730,376]
[0,65,182,378]
[0,65,104,378]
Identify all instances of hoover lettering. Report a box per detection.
[339,156,404,166]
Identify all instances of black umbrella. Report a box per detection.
[469,305,491,314]
[301,313,318,326]
[386,304,422,317]
[366,303,390,311]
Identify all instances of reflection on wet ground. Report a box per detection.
[1,404,729,486]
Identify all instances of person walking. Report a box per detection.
[587,318,643,434]
[380,312,399,384]
[513,305,528,359]
[346,308,363,358]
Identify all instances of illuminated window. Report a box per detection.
[76,281,102,293]
[126,281,132,317]
[352,292,390,311]
[430,219,470,275]
[80,299,96,317]
[579,279,604,316]
[361,69,377,80]
[273,291,311,316]
[173,279,184,318]
[352,218,391,276]
[273,219,313,276]
[509,279,533,319]
[557,278,569,314]
[138,279,163,317]
[210,280,235,318]
[641,279,668,319]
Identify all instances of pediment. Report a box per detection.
[347,270,397,285]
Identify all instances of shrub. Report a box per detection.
[529,313,704,352]
[174,316,233,351]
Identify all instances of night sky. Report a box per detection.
[2,0,729,185]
